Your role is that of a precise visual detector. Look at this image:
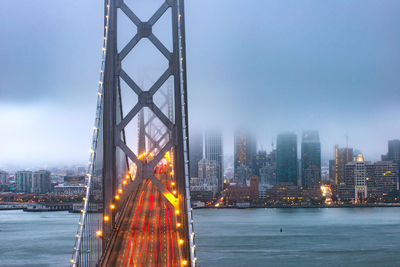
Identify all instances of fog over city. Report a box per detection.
[1,0,400,169]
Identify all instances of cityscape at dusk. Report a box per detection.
[1,0,400,266]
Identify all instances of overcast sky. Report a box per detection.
[1,0,400,169]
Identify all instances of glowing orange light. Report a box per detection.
[179,239,184,245]
[173,190,177,195]
[177,223,181,227]
[110,204,115,210]
[122,180,127,185]
[96,230,102,237]
[170,171,174,176]
[104,216,109,221]
[182,260,188,265]
[171,182,175,186]
[175,210,180,215]
[115,195,120,200]
[164,151,171,162]
[138,152,147,160]
[118,188,123,194]
[125,175,130,179]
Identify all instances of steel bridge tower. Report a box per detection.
[72,0,195,266]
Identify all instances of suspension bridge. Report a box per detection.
[71,0,195,266]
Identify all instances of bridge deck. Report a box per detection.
[104,170,181,266]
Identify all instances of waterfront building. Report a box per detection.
[335,146,353,184]
[204,130,224,192]
[190,176,218,197]
[234,129,256,178]
[189,131,203,178]
[337,158,398,203]
[15,171,33,193]
[64,176,85,183]
[54,183,86,195]
[249,175,259,201]
[367,161,398,200]
[344,154,368,203]
[190,158,219,196]
[301,131,321,188]
[190,190,213,203]
[264,183,322,205]
[276,132,298,185]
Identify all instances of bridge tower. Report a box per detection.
[72,0,195,266]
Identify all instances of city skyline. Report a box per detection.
[1,0,400,167]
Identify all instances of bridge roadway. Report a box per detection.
[105,166,181,267]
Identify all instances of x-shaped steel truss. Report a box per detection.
[114,0,179,209]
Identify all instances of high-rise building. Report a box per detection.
[15,171,33,193]
[388,140,400,162]
[0,171,8,184]
[329,160,335,183]
[259,163,276,186]
[235,164,253,185]
[198,158,217,179]
[254,150,267,176]
[33,170,51,194]
[335,146,353,184]
[204,130,224,192]
[276,132,298,185]
[367,161,398,198]
[267,148,277,165]
[189,131,203,178]
[344,154,368,203]
[301,131,321,188]
[387,139,400,188]
[190,158,219,196]
[234,129,256,177]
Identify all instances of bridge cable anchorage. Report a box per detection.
[71,1,111,266]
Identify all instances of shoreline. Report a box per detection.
[193,203,400,209]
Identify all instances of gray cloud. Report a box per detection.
[1,0,399,167]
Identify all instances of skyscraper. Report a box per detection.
[329,159,335,183]
[368,161,398,197]
[344,154,367,203]
[335,146,353,184]
[388,140,400,162]
[189,131,203,178]
[15,171,33,193]
[301,131,321,188]
[204,130,224,192]
[387,139,400,188]
[0,171,8,184]
[254,150,267,176]
[276,132,298,185]
[234,129,256,178]
[198,158,217,179]
[33,170,51,194]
